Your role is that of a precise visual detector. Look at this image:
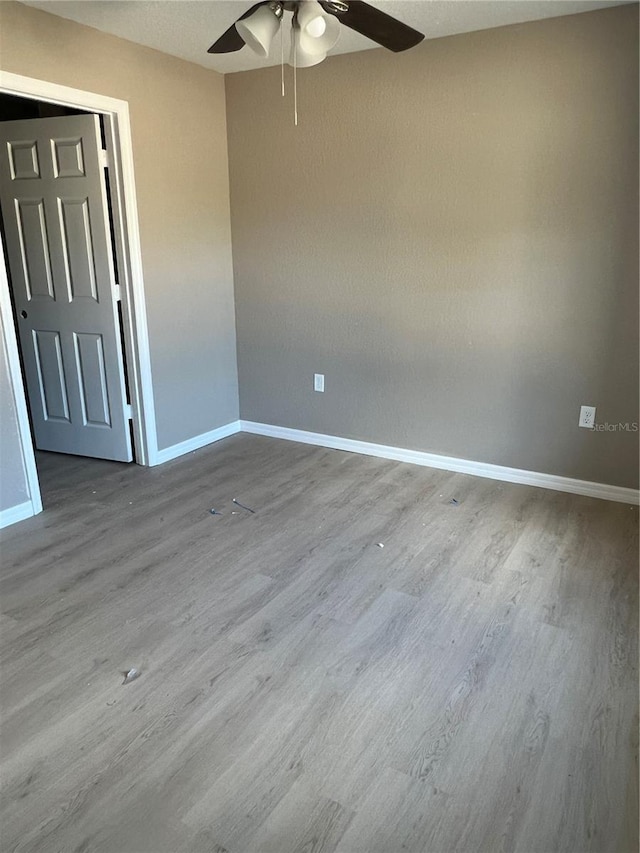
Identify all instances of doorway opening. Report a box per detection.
[0,72,158,524]
[0,95,134,459]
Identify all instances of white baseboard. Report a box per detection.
[240,421,639,505]
[0,499,37,529]
[2,420,634,532]
[154,420,241,465]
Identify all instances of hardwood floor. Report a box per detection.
[0,434,637,853]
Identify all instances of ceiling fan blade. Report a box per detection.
[322,0,424,52]
[207,2,266,54]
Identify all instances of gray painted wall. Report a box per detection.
[0,1,239,454]
[226,5,639,489]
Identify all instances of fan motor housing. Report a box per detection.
[322,1,349,12]
[282,1,349,13]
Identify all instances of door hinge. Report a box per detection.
[113,284,122,301]
[100,148,109,168]
[124,404,133,420]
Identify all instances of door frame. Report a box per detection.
[0,71,159,518]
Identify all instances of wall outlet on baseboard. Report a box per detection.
[579,405,596,428]
[314,373,325,393]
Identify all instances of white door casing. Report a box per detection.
[0,113,133,461]
[0,73,158,526]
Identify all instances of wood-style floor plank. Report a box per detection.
[0,435,637,853]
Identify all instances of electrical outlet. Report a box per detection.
[579,405,596,428]
[314,373,325,393]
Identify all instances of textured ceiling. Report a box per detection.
[23,0,632,74]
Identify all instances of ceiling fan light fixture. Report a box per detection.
[296,0,340,56]
[235,3,282,58]
[306,16,326,38]
[290,33,327,67]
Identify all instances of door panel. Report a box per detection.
[58,197,99,301]
[52,137,86,179]
[33,329,70,422]
[15,199,56,300]
[0,114,132,461]
[7,139,40,180]
[73,332,111,427]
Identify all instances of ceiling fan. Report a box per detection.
[207,1,425,63]
[208,1,424,123]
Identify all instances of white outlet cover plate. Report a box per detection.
[579,405,596,428]
[314,374,325,393]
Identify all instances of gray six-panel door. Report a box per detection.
[0,114,132,462]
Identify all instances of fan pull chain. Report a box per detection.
[293,27,298,126]
[280,19,285,97]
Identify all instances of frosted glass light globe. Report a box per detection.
[306,16,326,37]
